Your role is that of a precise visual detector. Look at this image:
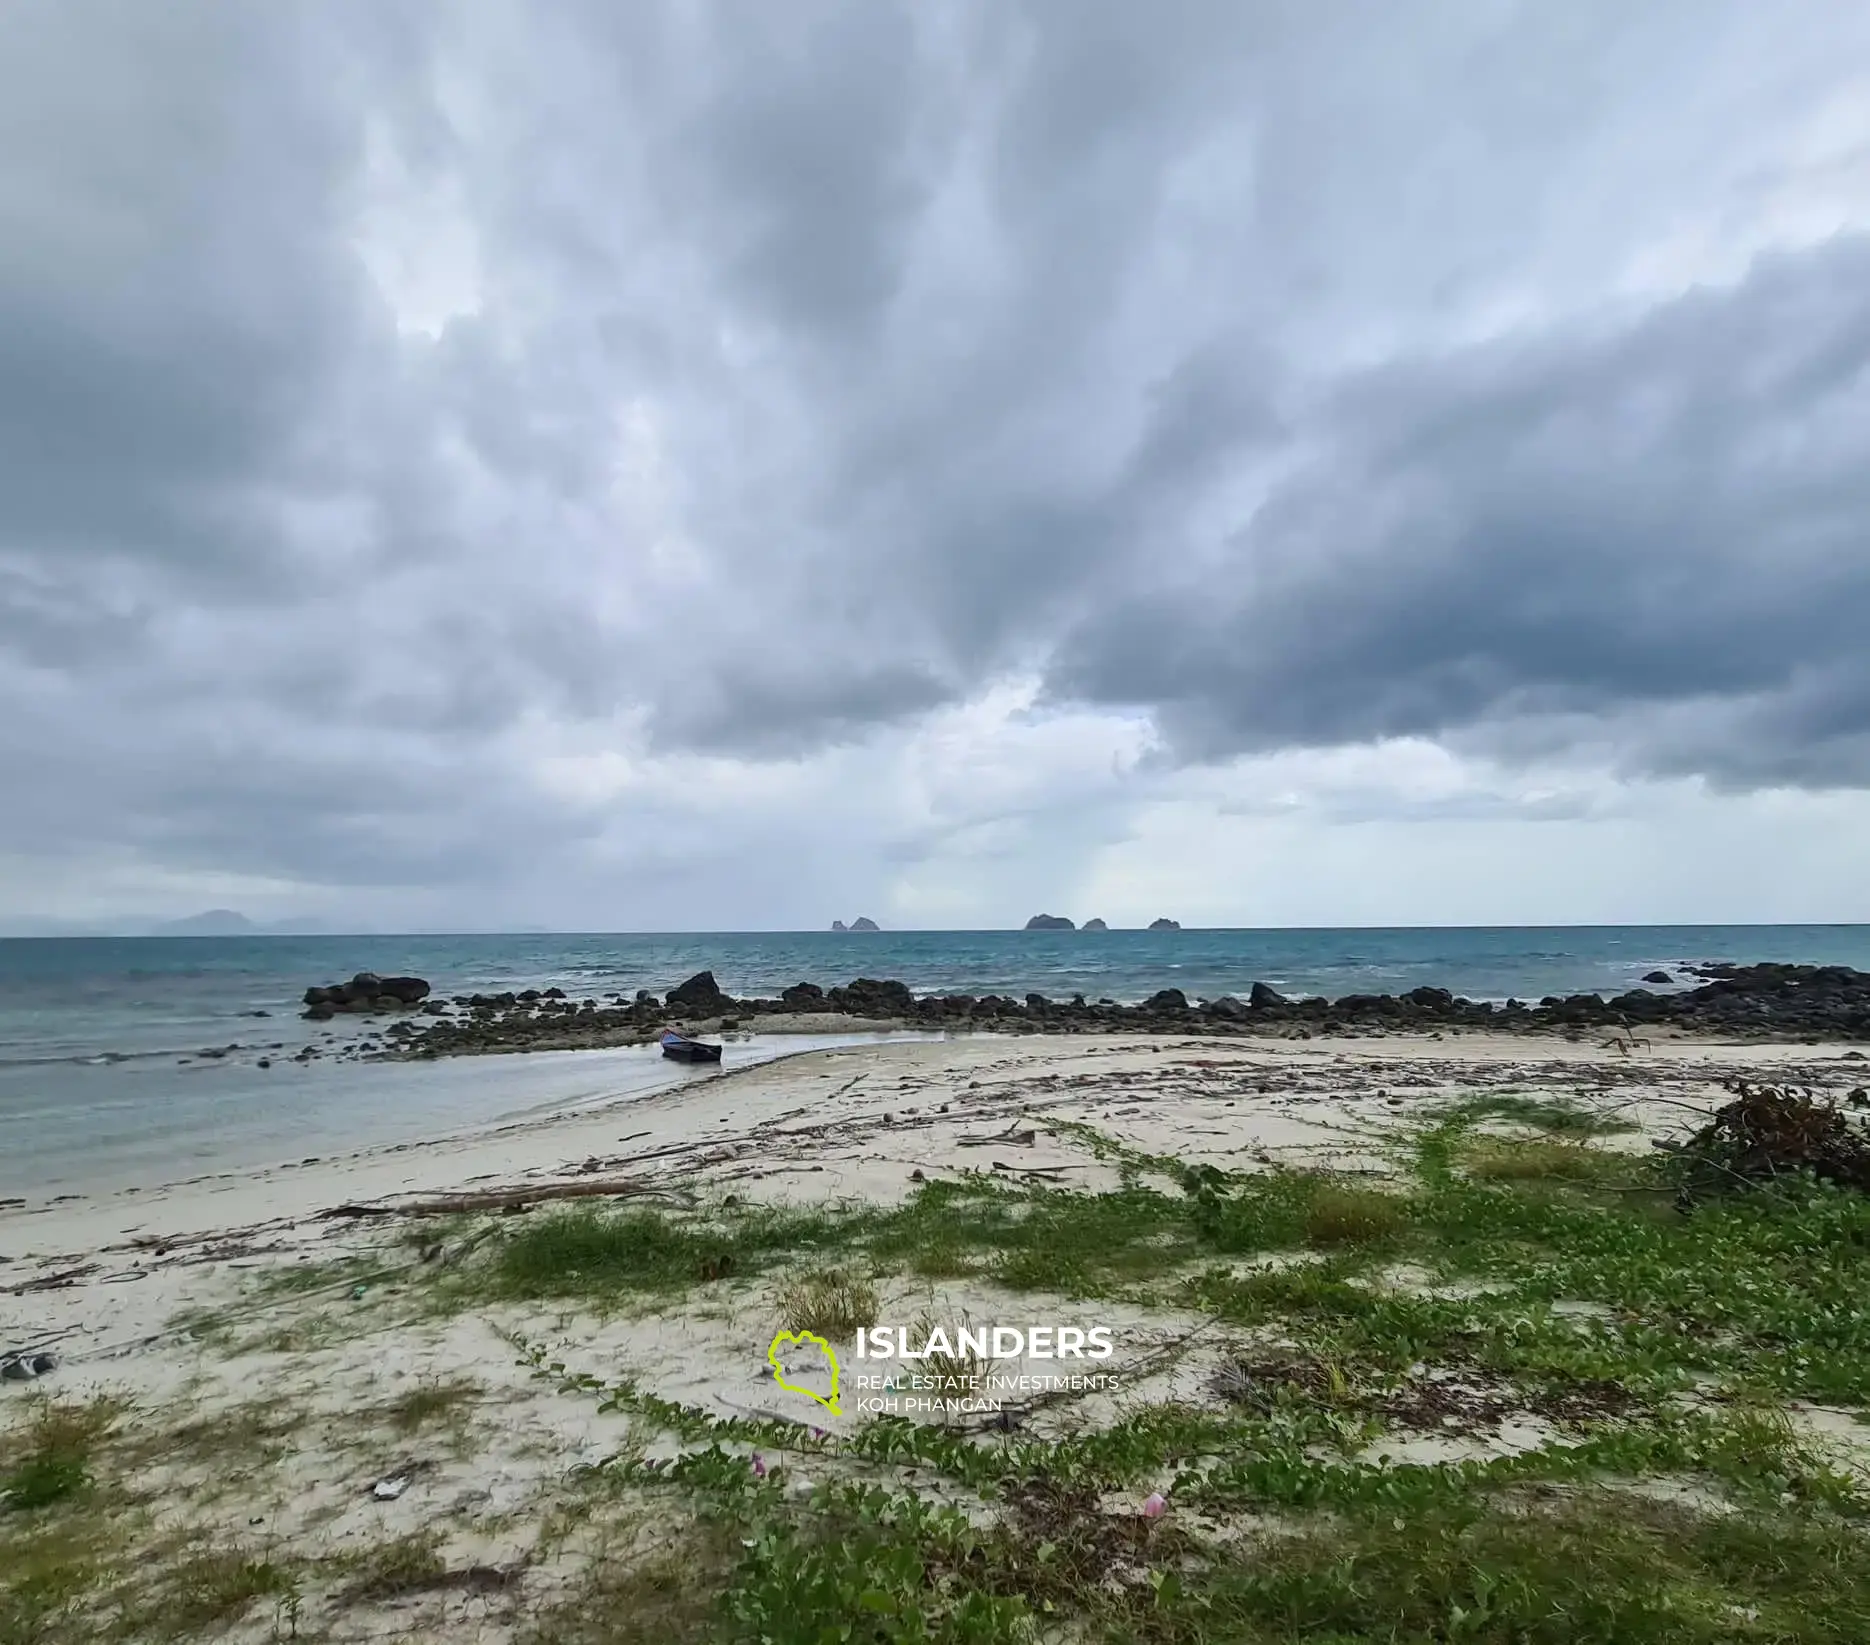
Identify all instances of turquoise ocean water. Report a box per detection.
[4,926,1868,1194]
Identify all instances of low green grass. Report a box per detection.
[1464,1135,1623,1181]
[778,1268,879,1340]
[1303,1182,1412,1246]
[481,1202,855,1304]
[380,1375,483,1436]
[498,1097,1870,1644]
[130,1547,299,1640]
[1,1397,124,1514]
[330,1530,447,1602]
[1446,1091,1639,1136]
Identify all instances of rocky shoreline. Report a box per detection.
[306,962,1870,1059]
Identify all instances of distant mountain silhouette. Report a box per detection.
[154,909,256,936]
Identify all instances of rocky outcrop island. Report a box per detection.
[1149,917,1182,931]
[1024,913,1075,930]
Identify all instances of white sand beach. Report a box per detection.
[6,1030,1870,1641]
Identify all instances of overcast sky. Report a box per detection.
[4,0,1869,933]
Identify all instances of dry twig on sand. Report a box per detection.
[319,1179,695,1219]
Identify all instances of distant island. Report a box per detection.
[148,910,336,936]
[1149,917,1182,931]
[1024,914,1075,930]
[831,917,881,932]
[1082,918,1108,931]
[154,909,256,936]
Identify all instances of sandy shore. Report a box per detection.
[6,1030,1869,1640]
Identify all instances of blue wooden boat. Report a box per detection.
[660,1030,723,1064]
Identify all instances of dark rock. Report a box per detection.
[301,1003,336,1021]
[1081,918,1109,932]
[1148,917,1182,931]
[1204,996,1247,1020]
[1144,988,1189,1011]
[828,977,916,1016]
[1643,970,1674,985]
[1026,992,1052,1012]
[1249,982,1288,1009]
[780,982,826,1010]
[1024,914,1075,930]
[666,971,730,1014]
[1405,986,1455,1013]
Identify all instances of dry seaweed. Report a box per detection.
[1672,1081,1870,1207]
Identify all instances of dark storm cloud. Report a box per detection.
[1048,236,1870,784]
[2,0,1868,918]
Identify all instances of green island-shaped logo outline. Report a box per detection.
[767,1329,842,1415]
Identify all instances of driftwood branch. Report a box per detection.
[319,1179,693,1219]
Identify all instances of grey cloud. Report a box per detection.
[1049,234,1870,785]
[2,0,1869,921]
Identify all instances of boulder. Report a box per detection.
[828,977,916,1016]
[780,982,826,1009]
[1249,982,1289,1009]
[1643,970,1674,985]
[301,971,430,1014]
[1144,988,1189,1011]
[665,971,730,1014]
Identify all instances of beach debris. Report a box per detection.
[9,1263,97,1295]
[1,1350,58,1382]
[319,1178,695,1219]
[372,1475,409,1501]
[1671,1081,1870,1207]
[1142,1492,1168,1519]
[956,1122,1037,1149]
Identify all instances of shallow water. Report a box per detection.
[4,924,1868,1194]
